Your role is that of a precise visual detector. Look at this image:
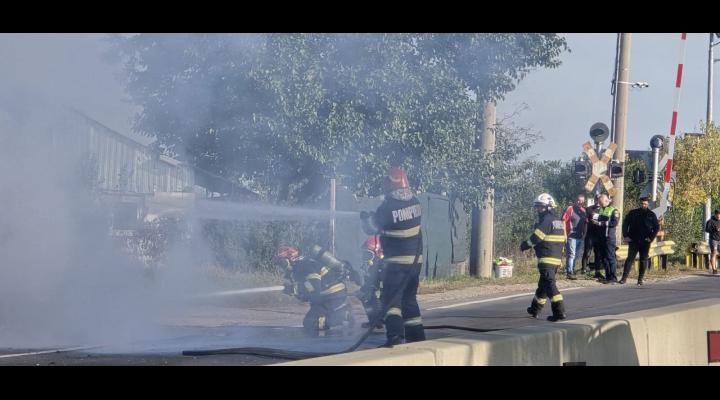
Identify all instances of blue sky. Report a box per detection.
[1,33,715,160]
[503,33,714,161]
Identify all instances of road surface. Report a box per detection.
[1,273,717,365]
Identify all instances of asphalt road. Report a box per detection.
[1,273,718,365]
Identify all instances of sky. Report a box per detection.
[0,33,147,144]
[0,33,715,160]
[502,33,714,161]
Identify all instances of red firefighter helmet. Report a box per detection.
[383,166,409,192]
[274,245,300,265]
[365,235,383,257]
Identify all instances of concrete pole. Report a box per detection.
[478,101,496,278]
[330,177,336,255]
[705,34,714,241]
[708,33,714,126]
[470,205,480,276]
[610,33,621,143]
[612,33,631,243]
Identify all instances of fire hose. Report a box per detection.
[182,234,507,361]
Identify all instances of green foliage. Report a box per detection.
[124,216,191,267]
[493,158,585,257]
[672,125,720,208]
[110,33,568,207]
[664,205,704,258]
[654,124,720,257]
[109,33,571,273]
[201,220,328,273]
[621,155,646,213]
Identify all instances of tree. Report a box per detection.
[493,157,585,256]
[110,33,569,207]
[656,124,720,256]
[670,125,720,209]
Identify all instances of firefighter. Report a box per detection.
[356,235,385,329]
[521,193,567,322]
[592,193,621,284]
[274,245,356,334]
[360,166,424,347]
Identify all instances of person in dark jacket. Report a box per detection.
[705,209,720,275]
[521,193,567,322]
[620,197,660,285]
[592,193,620,284]
[361,166,424,347]
[581,194,602,277]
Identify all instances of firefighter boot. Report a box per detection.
[361,319,384,329]
[404,318,426,343]
[378,335,405,348]
[546,300,567,322]
[526,297,545,319]
[345,309,355,329]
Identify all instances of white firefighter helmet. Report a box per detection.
[533,193,556,208]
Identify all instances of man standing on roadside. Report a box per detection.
[562,194,587,280]
[619,196,659,285]
[705,209,720,275]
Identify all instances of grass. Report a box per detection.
[418,260,690,294]
[419,258,540,294]
[202,265,284,290]
[199,258,695,294]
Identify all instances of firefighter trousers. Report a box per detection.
[380,263,425,343]
[528,264,565,316]
[360,261,383,324]
[303,294,352,331]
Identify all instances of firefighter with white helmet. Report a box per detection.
[520,193,568,321]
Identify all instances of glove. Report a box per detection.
[350,269,363,286]
[344,261,363,286]
[353,288,368,302]
[282,281,294,295]
[520,241,531,252]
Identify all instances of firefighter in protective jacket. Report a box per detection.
[274,245,357,334]
[520,193,568,322]
[360,166,425,347]
[357,235,385,329]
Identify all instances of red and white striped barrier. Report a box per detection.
[657,33,688,217]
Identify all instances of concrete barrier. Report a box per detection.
[277,299,720,366]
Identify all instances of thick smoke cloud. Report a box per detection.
[0,36,215,348]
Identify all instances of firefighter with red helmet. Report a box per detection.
[273,245,355,334]
[357,235,385,329]
[360,166,425,347]
[520,193,568,322]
